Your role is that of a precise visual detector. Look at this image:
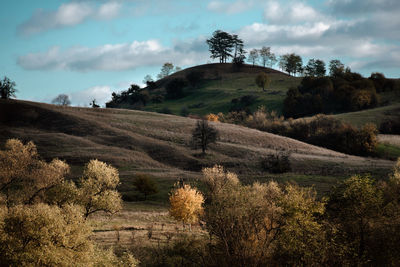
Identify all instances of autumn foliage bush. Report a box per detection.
[169,184,204,229]
[205,113,219,122]
[0,139,136,266]
[163,163,400,266]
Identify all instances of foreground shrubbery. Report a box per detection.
[161,163,400,266]
[0,139,137,266]
[218,107,378,156]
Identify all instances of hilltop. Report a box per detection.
[0,99,395,200]
[108,63,301,116]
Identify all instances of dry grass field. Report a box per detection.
[1,99,398,252]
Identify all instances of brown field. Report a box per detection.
[1,99,394,178]
[1,99,397,250]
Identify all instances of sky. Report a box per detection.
[1,0,399,106]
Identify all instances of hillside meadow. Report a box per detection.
[1,99,400,265]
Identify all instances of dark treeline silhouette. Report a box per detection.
[219,109,378,157]
[283,67,398,118]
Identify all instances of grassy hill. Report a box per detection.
[334,102,400,127]
[0,99,395,201]
[140,63,301,115]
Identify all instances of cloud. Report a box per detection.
[18,38,209,71]
[328,0,400,14]
[264,1,323,24]
[69,85,113,107]
[96,1,121,20]
[235,1,400,76]
[17,1,122,36]
[207,0,254,14]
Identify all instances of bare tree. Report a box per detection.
[191,119,218,154]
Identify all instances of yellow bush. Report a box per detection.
[205,113,219,122]
[169,184,204,226]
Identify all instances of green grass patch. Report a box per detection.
[375,143,400,160]
[144,73,301,116]
[335,102,400,128]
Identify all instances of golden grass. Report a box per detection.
[1,99,395,181]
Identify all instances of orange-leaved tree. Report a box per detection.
[169,184,204,230]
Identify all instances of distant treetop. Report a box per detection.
[0,76,17,99]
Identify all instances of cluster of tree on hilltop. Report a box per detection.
[104,29,399,117]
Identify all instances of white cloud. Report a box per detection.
[96,2,122,20]
[328,0,400,14]
[264,1,323,24]
[17,1,122,36]
[18,38,208,71]
[207,0,254,14]
[69,85,113,107]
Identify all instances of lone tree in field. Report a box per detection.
[191,119,218,154]
[52,94,71,106]
[133,173,158,200]
[255,73,271,92]
[169,184,204,230]
[0,76,17,99]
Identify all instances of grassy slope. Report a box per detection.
[0,99,395,198]
[334,102,400,128]
[1,99,397,252]
[143,63,301,115]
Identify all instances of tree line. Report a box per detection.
[162,161,400,266]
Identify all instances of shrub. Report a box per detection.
[205,113,219,122]
[159,107,172,114]
[255,73,270,92]
[169,184,204,230]
[132,173,158,200]
[230,95,258,112]
[380,118,400,134]
[180,106,190,117]
[0,139,136,266]
[0,204,93,266]
[261,152,291,173]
